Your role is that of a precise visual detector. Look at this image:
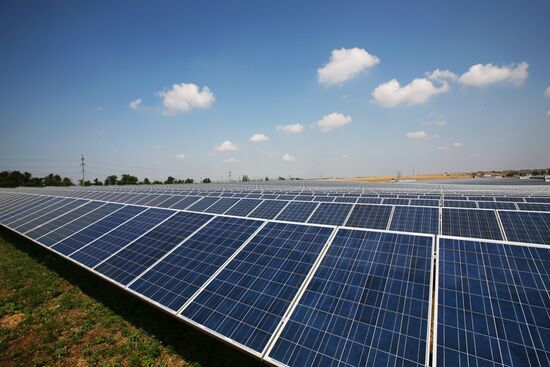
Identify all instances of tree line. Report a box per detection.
[0,170,212,188]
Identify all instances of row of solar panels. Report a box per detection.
[2,192,549,245]
[15,187,550,206]
[0,192,548,367]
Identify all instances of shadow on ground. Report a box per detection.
[0,227,267,367]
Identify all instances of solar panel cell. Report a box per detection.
[442,208,503,240]
[345,204,392,229]
[498,211,550,244]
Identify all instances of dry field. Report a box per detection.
[334,172,473,183]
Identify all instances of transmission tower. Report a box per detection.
[80,154,85,186]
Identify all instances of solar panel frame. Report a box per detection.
[275,201,319,223]
[442,208,504,241]
[434,236,550,367]
[307,202,352,226]
[264,228,435,367]
[498,210,550,245]
[344,204,393,230]
[389,205,440,234]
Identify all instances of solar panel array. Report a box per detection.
[1,180,549,367]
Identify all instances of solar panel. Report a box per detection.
[248,200,288,219]
[15,199,89,234]
[333,197,357,203]
[129,216,264,311]
[345,204,393,230]
[477,201,517,210]
[170,196,201,210]
[498,211,550,244]
[442,208,503,240]
[382,198,410,205]
[144,194,174,207]
[357,197,383,204]
[436,237,550,367]
[51,205,147,255]
[94,211,213,285]
[266,229,433,367]
[70,208,176,267]
[525,197,550,204]
[224,198,262,216]
[410,199,440,207]
[389,206,439,234]
[4,197,71,228]
[155,195,185,208]
[275,201,318,222]
[308,203,352,226]
[443,200,477,209]
[203,198,240,214]
[517,203,550,212]
[180,222,334,354]
[0,196,61,224]
[187,197,220,212]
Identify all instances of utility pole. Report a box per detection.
[228,170,232,182]
[80,154,85,186]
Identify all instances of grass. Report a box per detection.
[0,228,265,367]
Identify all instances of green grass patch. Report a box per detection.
[0,228,265,367]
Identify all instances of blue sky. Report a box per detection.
[1,0,549,181]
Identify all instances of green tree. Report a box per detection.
[202,178,211,184]
[185,178,194,184]
[142,178,151,185]
[105,175,118,186]
[62,177,73,186]
[165,176,175,184]
[242,175,249,182]
[119,174,138,185]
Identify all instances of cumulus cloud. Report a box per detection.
[458,62,528,87]
[215,140,239,152]
[224,158,239,163]
[159,83,214,115]
[426,69,458,82]
[315,113,352,132]
[175,154,186,160]
[249,133,270,143]
[373,77,449,107]
[318,47,380,85]
[452,142,463,147]
[129,98,142,110]
[406,131,429,140]
[276,123,304,134]
[545,86,550,97]
[282,153,296,161]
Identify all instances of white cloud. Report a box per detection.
[224,158,239,163]
[282,153,296,161]
[175,154,185,160]
[276,123,304,134]
[159,83,214,115]
[426,69,458,82]
[372,77,449,107]
[315,113,352,132]
[406,131,429,140]
[452,142,463,147]
[215,140,239,152]
[458,62,528,87]
[545,87,550,97]
[317,47,380,85]
[129,98,142,110]
[249,133,270,143]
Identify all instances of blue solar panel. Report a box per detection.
[248,200,288,219]
[436,238,550,367]
[224,198,262,216]
[357,197,383,204]
[5,197,74,228]
[498,211,550,245]
[181,222,333,353]
[144,194,174,207]
[155,195,185,208]
[410,199,440,207]
[345,204,393,229]
[275,201,318,223]
[0,196,62,224]
[442,208,503,240]
[308,203,352,226]
[443,200,477,208]
[15,199,89,233]
[517,203,550,212]
[525,197,550,204]
[187,197,220,212]
[382,198,410,205]
[333,197,357,203]
[267,229,433,367]
[51,205,146,255]
[70,208,175,267]
[204,198,240,214]
[0,195,50,219]
[478,201,517,210]
[495,197,525,203]
[94,211,213,285]
[389,206,439,234]
[170,196,201,210]
[130,216,263,311]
